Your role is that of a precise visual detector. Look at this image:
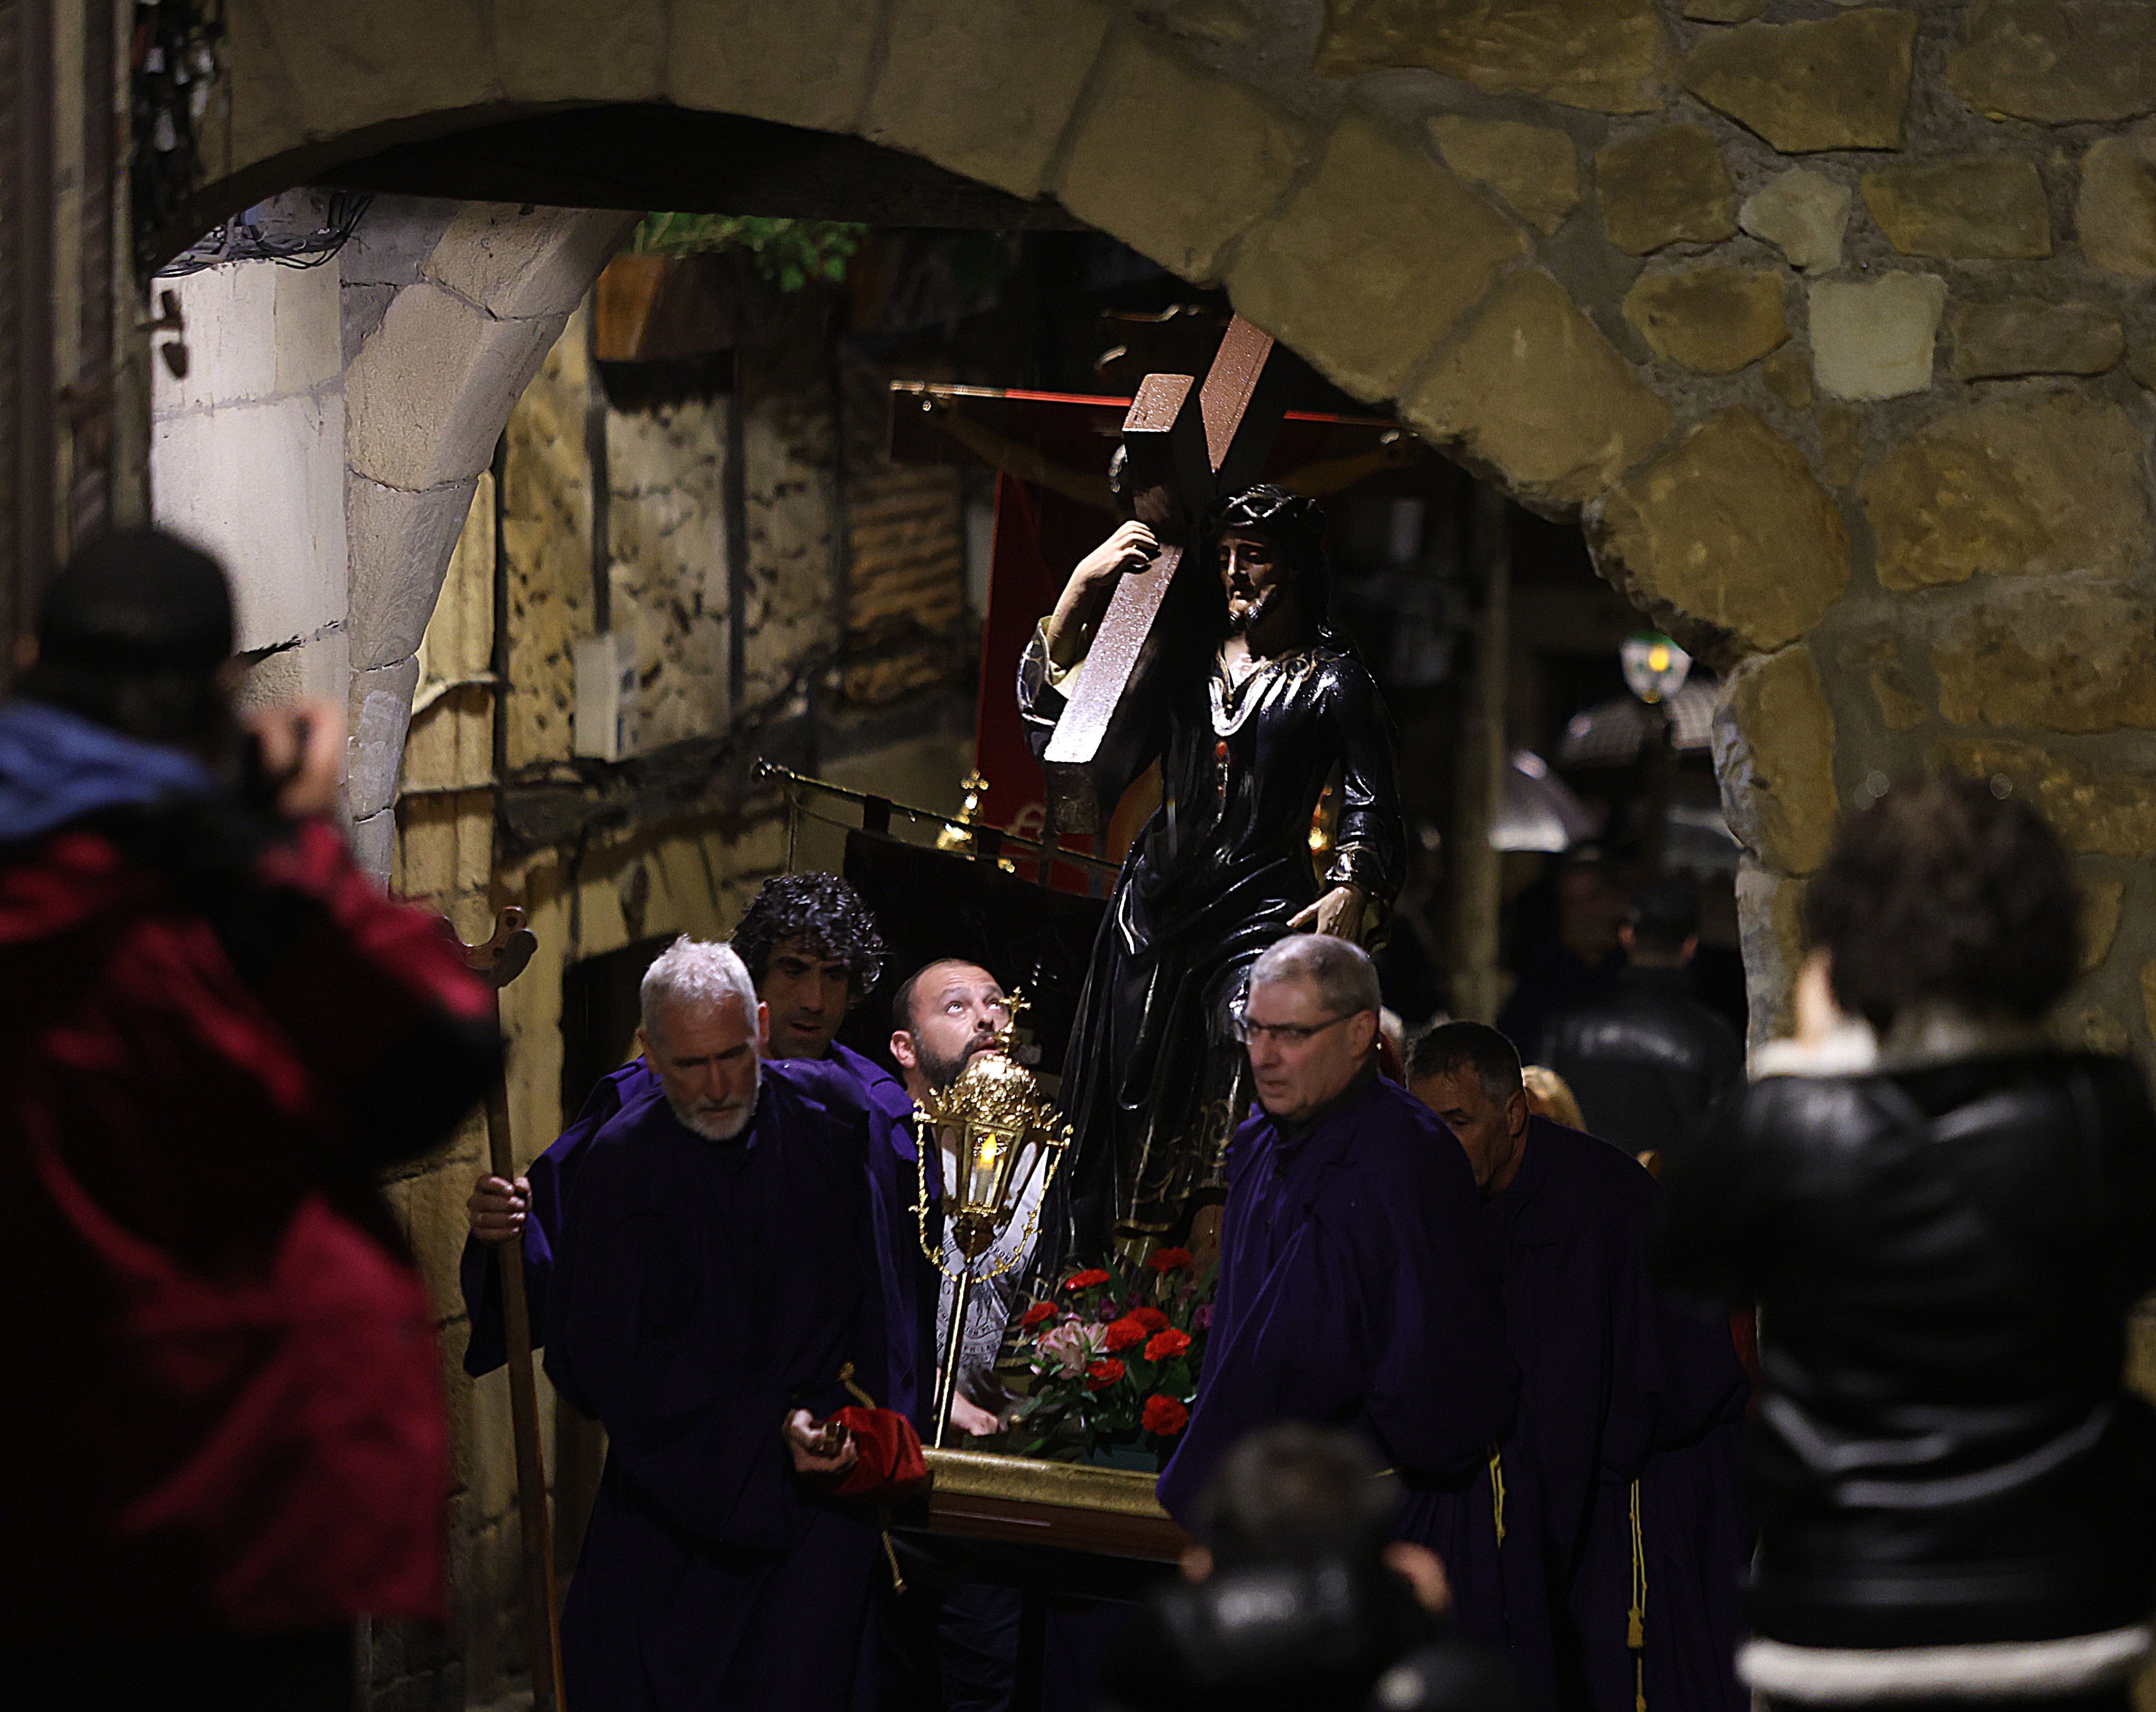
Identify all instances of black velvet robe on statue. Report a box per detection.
[1019,623,1405,1256]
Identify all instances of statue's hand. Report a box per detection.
[1290,883,1367,941]
[1046,521,1158,668]
[1071,520,1158,593]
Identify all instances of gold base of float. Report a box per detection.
[919,1449,1189,1563]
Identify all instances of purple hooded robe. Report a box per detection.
[1156,1073,1519,1654]
[541,1063,890,1711]
[1480,1116,1750,1712]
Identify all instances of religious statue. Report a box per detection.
[1019,482,1405,1257]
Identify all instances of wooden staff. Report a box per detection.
[456,906,564,1712]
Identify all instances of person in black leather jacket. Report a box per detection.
[1544,876,1744,1165]
[1656,775,2156,1712]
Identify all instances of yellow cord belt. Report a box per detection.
[1629,1477,1646,1712]
[1489,1453,1644,1712]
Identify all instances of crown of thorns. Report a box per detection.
[1208,484,1328,576]
[731,871,887,1002]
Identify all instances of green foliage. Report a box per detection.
[630,213,867,292]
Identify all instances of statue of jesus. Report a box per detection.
[1019,483,1405,1261]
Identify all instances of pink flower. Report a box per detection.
[1036,1317,1104,1376]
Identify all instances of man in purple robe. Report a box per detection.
[542,936,892,1711]
[1156,935,1519,1669]
[461,873,935,1426]
[1410,1022,1749,1712]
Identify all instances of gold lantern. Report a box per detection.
[911,996,1072,1446]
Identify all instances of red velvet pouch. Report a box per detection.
[829,1405,929,1502]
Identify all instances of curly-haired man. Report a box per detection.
[731,869,888,1062]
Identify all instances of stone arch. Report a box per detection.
[200,0,2156,1046]
[338,201,634,871]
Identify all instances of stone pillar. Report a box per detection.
[149,209,351,710]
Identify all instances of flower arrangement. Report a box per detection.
[1002,1245,1214,1466]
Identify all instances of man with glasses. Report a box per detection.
[1156,934,1519,1672]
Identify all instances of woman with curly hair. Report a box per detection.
[1658,775,2156,1712]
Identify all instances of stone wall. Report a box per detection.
[608,393,733,745]
[476,308,867,770]
[197,0,2156,1057]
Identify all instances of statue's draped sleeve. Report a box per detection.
[1319,658,1408,919]
[1016,621,1072,762]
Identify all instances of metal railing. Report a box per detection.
[753,758,1121,884]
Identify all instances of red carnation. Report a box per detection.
[1130,1307,1169,1333]
[1143,1328,1192,1362]
[1143,1395,1190,1436]
[1086,1358,1125,1391]
[1019,1301,1056,1329]
[1062,1269,1111,1291]
[1147,1247,1194,1274]
[1101,1314,1148,1353]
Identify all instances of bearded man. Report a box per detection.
[1020,484,1405,1259]
[542,937,905,1712]
[888,957,1034,1425]
[883,958,1038,1712]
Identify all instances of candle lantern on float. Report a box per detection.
[911,992,1073,1447]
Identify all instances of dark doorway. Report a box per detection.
[559,931,673,1124]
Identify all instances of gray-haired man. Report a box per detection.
[1155,936,1518,1693]
[538,937,908,1712]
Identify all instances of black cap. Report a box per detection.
[37,527,233,676]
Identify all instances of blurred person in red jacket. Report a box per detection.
[0,529,499,1711]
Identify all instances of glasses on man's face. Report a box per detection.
[1232,1011,1357,1049]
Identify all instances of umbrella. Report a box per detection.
[1556,678,1720,768]
[1491,750,1603,853]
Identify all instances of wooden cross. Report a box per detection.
[1040,315,1291,834]
[453,905,566,1712]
